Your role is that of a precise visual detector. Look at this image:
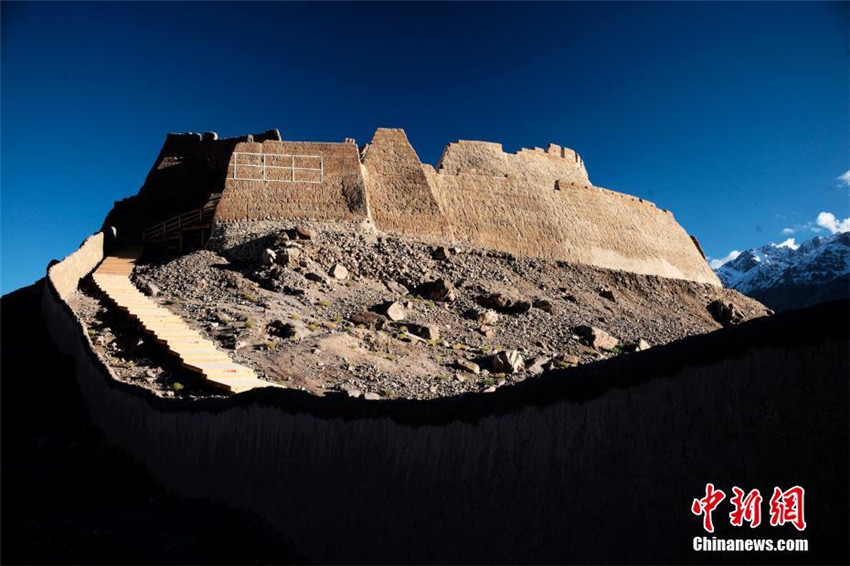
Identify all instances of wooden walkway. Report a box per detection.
[92,247,276,394]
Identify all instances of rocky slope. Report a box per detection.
[70,223,769,400]
[715,232,849,311]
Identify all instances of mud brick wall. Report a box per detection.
[361,128,454,240]
[103,130,281,237]
[361,129,719,285]
[214,140,368,223]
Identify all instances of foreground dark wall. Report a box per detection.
[37,233,849,563]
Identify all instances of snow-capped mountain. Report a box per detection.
[714,232,850,311]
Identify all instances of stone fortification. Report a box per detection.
[214,139,367,223]
[361,129,720,285]
[109,127,720,285]
[359,128,453,240]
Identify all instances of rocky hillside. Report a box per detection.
[71,224,769,401]
[715,232,849,311]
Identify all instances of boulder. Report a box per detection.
[477,309,499,326]
[415,278,457,302]
[266,320,306,340]
[454,359,481,374]
[383,280,409,295]
[599,289,616,302]
[373,301,406,322]
[350,311,387,330]
[139,281,160,297]
[707,300,744,327]
[491,350,524,374]
[276,247,301,266]
[262,248,277,266]
[406,323,440,340]
[525,356,550,376]
[623,339,652,353]
[573,326,619,351]
[532,299,554,313]
[551,353,580,367]
[329,264,349,280]
[294,226,316,240]
[432,246,452,260]
[304,272,326,283]
[477,293,531,314]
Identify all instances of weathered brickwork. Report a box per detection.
[362,128,719,285]
[359,129,453,240]
[214,140,368,222]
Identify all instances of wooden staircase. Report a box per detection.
[142,197,219,249]
[92,247,277,394]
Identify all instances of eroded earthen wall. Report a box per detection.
[214,140,368,223]
[362,129,719,285]
[360,129,453,240]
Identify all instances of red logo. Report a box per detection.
[691,483,726,533]
[769,486,807,531]
[729,487,763,528]
[693,484,806,532]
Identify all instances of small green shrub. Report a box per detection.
[241,291,260,304]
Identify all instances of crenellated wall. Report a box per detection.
[362,128,720,285]
[110,127,719,285]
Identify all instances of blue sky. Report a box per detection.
[2,1,847,293]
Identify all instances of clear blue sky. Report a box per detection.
[2,1,847,293]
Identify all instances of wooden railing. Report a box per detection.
[142,197,220,243]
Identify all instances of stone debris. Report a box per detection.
[139,280,160,297]
[432,246,452,260]
[383,279,409,295]
[277,247,301,266]
[373,301,406,322]
[477,292,531,314]
[707,300,744,327]
[405,322,440,340]
[573,326,619,351]
[109,224,767,402]
[262,248,277,266]
[329,263,349,280]
[476,309,499,326]
[294,226,316,240]
[599,289,616,302]
[491,350,524,374]
[349,311,387,330]
[267,320,306,340]
[454,359,481,374]
[415,278,456,302]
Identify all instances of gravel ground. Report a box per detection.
[67,223,769,401]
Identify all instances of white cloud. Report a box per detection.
[838,171,850,187]
[776,238,799,250]
[781,227,795,235]
[816,211,850,234]
[709,250,741,269]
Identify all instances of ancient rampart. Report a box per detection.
[107,128,720,285]
[362,129,720,285]
[214,140,368,223]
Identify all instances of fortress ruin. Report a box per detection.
[105,128,720,286]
